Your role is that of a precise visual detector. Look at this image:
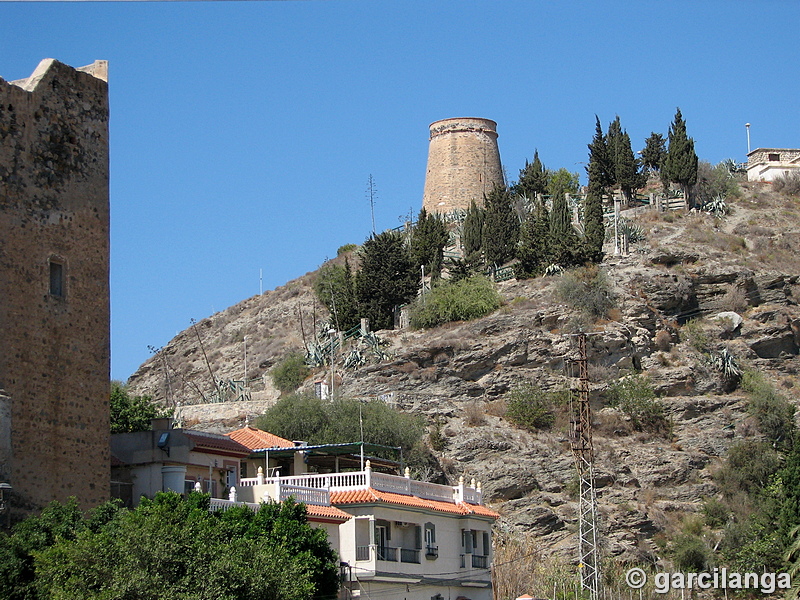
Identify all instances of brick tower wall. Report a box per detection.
[0,59,110,511]
[421,117,504,215]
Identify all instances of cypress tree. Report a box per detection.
[482,184,519,268]
[410,208,449,280]
[355,230,419,330]
[462,200,484,267]
[664,107,699,208]
[582,188,605,263]
[516,193,551,277]
[549,188,578,266]
[514,150,548,199]
[587,116,614,193]
[616,130,646,205]
[642,132,667,172]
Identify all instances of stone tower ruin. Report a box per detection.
[421,117,504,215]
[0,59,110,512]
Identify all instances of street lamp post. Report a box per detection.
[746,123,751,154]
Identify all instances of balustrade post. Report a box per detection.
[229,486,237,502]
[455,475,464,502]
[257,466,264,485]
[365,460,372,489]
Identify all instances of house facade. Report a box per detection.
[233,462,498,600]
[746,148,800,182]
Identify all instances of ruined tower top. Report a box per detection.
[421,117,504,215]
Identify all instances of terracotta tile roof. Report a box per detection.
[305,503,352,523]
[330,488,499,519]
[225,426,294,451]
[184,430,251,457]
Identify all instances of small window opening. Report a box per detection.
[49,261,64,297]
[769,153,781,162]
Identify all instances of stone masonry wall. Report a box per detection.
[422,117,504,215]
[0,59,110,511]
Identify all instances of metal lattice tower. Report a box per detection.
[570,333,601,599]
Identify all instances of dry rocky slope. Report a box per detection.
[129,182,800,564]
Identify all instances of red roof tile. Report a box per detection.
[305,503,352,523]
[226,427,294,451]
[184,430,251,457]
[330,488,499,519]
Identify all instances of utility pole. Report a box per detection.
[570,333,601,600]
[367,174,377,236]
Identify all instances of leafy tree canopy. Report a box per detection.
[409,208,449,280]
[1,494,339,600]
[313,259,359,331]
[110,382,171,434]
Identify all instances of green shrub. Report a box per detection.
[270,352,311,394]
[702,497,730,528]
[681,318,710,353]
[671,533,711,571]
[255,394,425,458]
[605,375,668,434]
[505,383,568,431]
[554,265,615,319]
[337,243,358,255]
[715,439,780,498]
[409,275,501,329]
[741,371,796,449]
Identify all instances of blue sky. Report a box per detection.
[2,0,798,381]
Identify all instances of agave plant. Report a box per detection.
[704,195,729,218]
[712,347,742,383]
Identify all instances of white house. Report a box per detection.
[223,426,499,600]
[746,148,800,182]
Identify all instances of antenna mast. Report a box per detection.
[570,332,601,599]
[367,174,377,236]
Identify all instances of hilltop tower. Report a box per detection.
[0,59,110,512]
[422,117,504,215]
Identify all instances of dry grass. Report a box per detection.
[463,400,487,426]
[654,329,672,351]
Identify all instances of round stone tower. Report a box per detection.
[422,117,504,215]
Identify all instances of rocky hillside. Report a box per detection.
[128,181,800,564]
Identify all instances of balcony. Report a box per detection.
[239,463,485,507]
[356,545,371,561]
[400,548,420,564]
[425,545,438,559]
[377,546,397,562]
[472,554,488,569]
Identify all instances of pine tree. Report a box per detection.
[355,230,418,330]
[514,150,548,199]
[482,184,519,268]
[664,107,699,208]
[410,208,449,280]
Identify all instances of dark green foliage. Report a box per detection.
[505,383,568,431]
[514,150,548,198]
[19,493,338,600]
[554,265,615,320]
[313,259,359,331]
[604,374,668,434]
[741,371,796,450]
[255,394,424,457]
[664,107,699,206]
[355,230,419,330]
[720,518,783,573]
[410,208,449,280]
[515,194,551,278]
[271,352,311,394]
[702,497,730,528]
[482,185,519,267]
[671,533,711,571]
[548,189,579,266]
[587,116,614,192]
[607,117,646,205]
[110,382,170,434]
[716,440,781,498]
[642,132,666,172]
[409,275,501,329]
[779,439,800,541]
[581,189,605,263]
[462,201,484,264]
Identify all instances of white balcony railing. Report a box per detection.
[239,465,484,507]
